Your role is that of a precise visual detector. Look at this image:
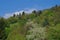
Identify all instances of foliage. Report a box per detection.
[0,18,8,40]
[0,5,60,40]
[47,24,60,40]
[26,21,46,40]
[6,23,26,40]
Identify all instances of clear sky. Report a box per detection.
[0,0,60,17]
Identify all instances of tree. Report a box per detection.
[0,18,7,40]
[32,10,37,17]
[18,13,21,18]
[42,18,49,27]
[55,5,58,8]
[32,10,37,14]
[13,14,16,17]
[38,10,42,15]
[22,11,25,16]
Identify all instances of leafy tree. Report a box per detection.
[0,18,8,40]
[42,18,49,27]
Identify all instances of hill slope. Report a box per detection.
[0,5,60,40]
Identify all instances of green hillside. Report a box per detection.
[0,5,60,40]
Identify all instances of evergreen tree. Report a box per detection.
[22,11,25,16]
[13,14,16,17]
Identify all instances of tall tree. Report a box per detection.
[22,11,25,16]
[13,14,16,17]
[32,10,37,14]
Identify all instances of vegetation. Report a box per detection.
[0,5,60,40]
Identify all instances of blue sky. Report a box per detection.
[0,0,60,17]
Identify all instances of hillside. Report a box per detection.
[0,5,60,40]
